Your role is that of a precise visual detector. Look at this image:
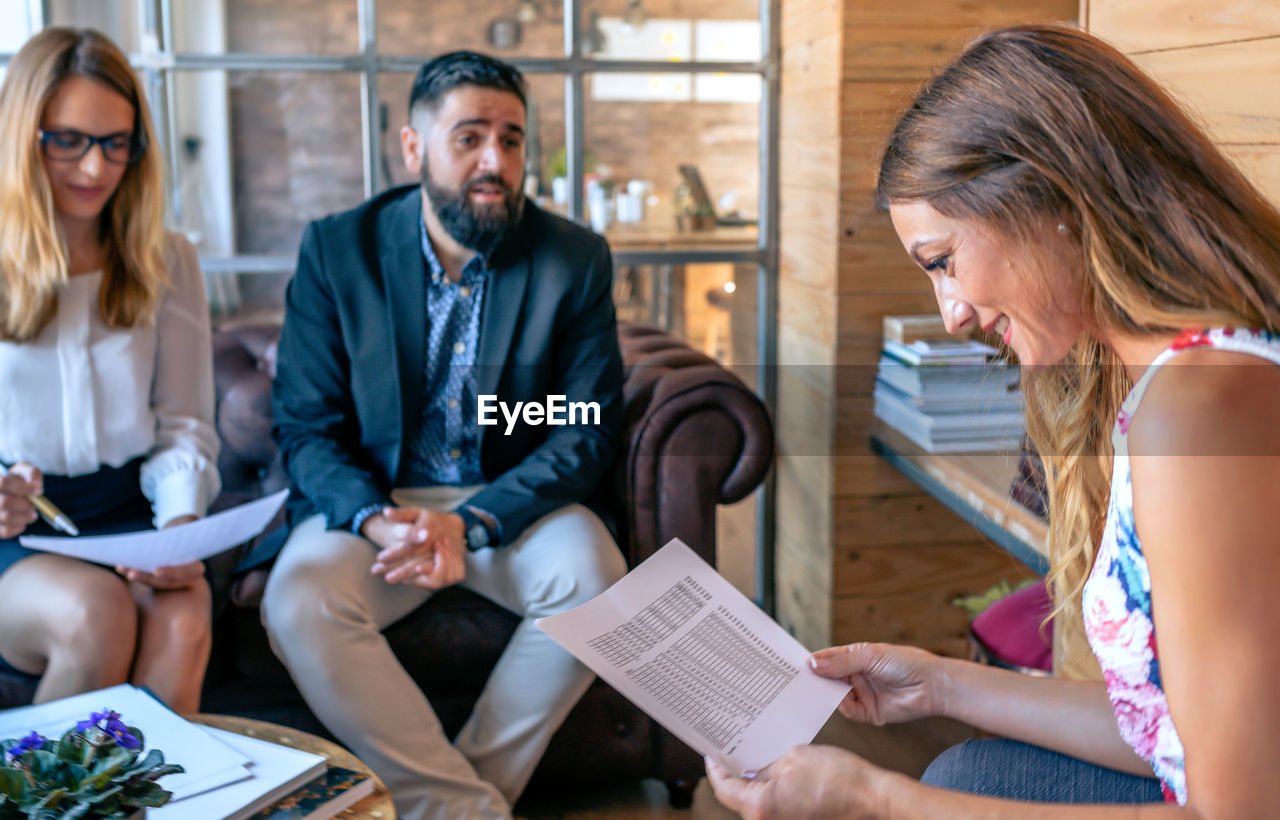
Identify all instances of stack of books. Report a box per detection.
[873,315,1024,453]
[0,684,374,820]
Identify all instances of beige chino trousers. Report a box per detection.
[261,486,626,820]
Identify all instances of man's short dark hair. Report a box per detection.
[409,51,528,120]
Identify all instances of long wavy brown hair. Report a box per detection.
[0,27,166,343]
[876,24,1280,666]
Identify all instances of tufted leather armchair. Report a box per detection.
[0,320,773,805]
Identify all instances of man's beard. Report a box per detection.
[422,164,524,258]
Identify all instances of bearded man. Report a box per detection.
[263,51,626,820]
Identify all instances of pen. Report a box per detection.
[0,463,80,536]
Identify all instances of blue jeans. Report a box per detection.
[922,739,1164,804]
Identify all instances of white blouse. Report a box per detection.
[0,231,220,528]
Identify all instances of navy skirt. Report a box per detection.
[0,458,153,577]
[0,459,153,679]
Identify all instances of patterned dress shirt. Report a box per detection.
[349,198,491,535]
[401,206,489,487]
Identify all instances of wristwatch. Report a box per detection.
[457,506,493,551]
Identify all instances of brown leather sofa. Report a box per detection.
[0,320,772,807]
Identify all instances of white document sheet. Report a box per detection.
[19,489,288,572]
[0,684,251,802]
[149,726,327,820]
[536,539,851,775]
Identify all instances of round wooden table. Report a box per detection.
[192,714,397,819]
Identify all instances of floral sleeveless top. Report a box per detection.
[1082,327,1280,805]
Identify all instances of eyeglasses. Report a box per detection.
[38,128,145,165]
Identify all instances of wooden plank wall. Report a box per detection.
[776,0,1075,654]
[1084,0,1280,208]
[776,0,841,649]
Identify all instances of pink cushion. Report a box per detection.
[971,584,1053,672]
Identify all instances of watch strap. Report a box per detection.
[350,502,385,535]
[457,506,491,550]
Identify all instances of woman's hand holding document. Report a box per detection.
[17,489,288,572]
[536,539,852,776]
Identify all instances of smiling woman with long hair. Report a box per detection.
[0,27,220,713]
[708,24,1280,819]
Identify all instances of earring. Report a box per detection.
[1057,223,1067,233]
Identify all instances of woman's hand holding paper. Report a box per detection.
[809,642,945,726]
[706,745,885,820]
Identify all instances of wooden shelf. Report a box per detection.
[869,422,1049,574]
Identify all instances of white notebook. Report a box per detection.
[150,726,327,820]
[0,684,250,801]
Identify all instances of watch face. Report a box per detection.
[467,523,489,548]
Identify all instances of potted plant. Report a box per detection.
[545,147,599,207]
[0,711,183,819]
[689,203,717,232]
[546,147,569,205]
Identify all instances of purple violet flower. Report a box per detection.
[6,731,46,759]
[72,709,142,750]
[73,710,108,734]
[104,715,141,750]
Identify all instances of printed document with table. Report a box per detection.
[537,539,850,775]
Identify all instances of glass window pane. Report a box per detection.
[226,71,365,254]
[694,19,762,62]
[613,257,760,598]
[583,0,759,59]
[613,265,758,594]
[170,71,238,257]
[379,71,566,209]
[46,0,140,52]
[378,0,563,59]
[207,0,358,55]
[0,5,39,54]
[167,70,364,318]
[585,77,759,250]
[524,74,567,212]
[613,262,753,366]
[377,72,416,192]
[205,268,292,322]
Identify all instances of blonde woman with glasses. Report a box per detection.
[0,27,219,713]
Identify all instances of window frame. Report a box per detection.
[3,0,780,612]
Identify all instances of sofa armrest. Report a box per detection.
[615,322,774,569]
[210,323,289,609]
[212,322,286,505]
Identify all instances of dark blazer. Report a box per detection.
[272,184,624,544]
